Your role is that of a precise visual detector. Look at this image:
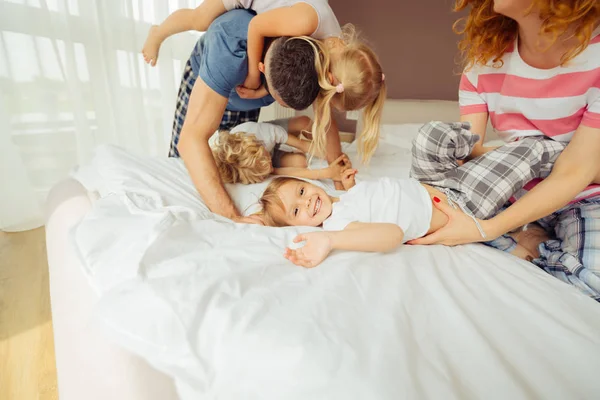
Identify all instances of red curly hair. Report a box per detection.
[454,0,600,69]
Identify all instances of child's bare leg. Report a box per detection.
[279,153,308,168]
[142,0,226,66]
[508,224,551,262]
[287,115,313,139]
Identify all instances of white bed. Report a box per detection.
[45,100,600,400]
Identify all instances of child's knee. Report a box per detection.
[280,153,307,168]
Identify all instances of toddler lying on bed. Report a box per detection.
[258,121,556,268]
[212,116,351,185]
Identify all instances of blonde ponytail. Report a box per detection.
[358,81,386,164]
[310,24,386,163]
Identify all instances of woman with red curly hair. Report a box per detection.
[412,0,600,300]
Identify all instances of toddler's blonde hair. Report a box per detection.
[296,25,386,164]
[212,131,272,185]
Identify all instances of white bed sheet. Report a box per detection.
[70,131,600,400]
[45,179,177,400]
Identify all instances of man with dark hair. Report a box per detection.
[169,10,341,223]
[262,37,321,110]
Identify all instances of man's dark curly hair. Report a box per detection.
[267,37,321,110]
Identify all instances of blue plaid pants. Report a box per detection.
[168,59,260,158]
[487,196,600,303]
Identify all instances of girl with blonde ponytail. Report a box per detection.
[300,25,387,164]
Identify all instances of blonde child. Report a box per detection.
[257,121,557,268]
[212,116,351,184]
[142,2,386,163]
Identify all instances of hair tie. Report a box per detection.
[382,73,385,82]
[335,83,344,93]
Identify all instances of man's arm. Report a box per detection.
[177,78,240,219]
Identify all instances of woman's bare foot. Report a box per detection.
[509,224,551,262]
[142,25,163,66]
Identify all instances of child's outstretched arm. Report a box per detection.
[142,0,226,66]
[243,3,319,90]
[285,222,404,268]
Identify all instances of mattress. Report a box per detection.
[45,178,177,400]
[67,132,600,400]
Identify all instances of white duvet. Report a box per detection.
[72,127,600,400]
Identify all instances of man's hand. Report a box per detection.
[236,85,269,99]
[284,232,333,268]
[341,168,357,190]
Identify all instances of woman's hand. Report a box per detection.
[284,232,333,268]
[236,85,269,99]
[341,168,357,190]
[408,198,497,246]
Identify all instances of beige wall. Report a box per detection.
[329,0,464,101]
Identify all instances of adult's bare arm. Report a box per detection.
[177,78,240,219]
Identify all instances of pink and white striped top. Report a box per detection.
[459,28,600,202]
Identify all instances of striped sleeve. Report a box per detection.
[459,69,488,115]
[581,88,600,129]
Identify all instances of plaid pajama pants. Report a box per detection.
[410,121,565,219]
[490,200,600,301]
[411,121,600,302]
[168,59,260,158]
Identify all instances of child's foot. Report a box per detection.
[508,223,550,262]
[142,25,163,66]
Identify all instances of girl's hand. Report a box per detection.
[236,85,269,99]
[341,168,357,190]
[326,153,351,180]
[407,198,495,246]
[242,72,262,91]
[284,232,333,268]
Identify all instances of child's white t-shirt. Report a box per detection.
[222,0,342,39]
[210,122,288,153]
[322,178,433,243]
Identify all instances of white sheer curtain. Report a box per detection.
[0,0,204,231]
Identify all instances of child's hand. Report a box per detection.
[284,232,333,268]
[341,168,357,190]
[326,154,352,180]
[236,85,269,99]
[242,73,262,91]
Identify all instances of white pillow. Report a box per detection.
[72,145,335,217]
[378,123,423,150]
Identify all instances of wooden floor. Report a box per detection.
[0,227,58,400]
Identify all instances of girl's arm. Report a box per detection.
[410,123,600,246]
[244,3,319,89]
[324,115,344,190]
[284,222,404,268]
